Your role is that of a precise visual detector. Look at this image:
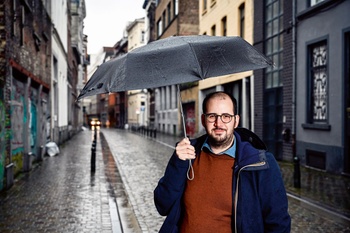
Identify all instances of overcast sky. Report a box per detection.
[84,0,145,55]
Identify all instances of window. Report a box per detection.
[12,0,17,37]
[239,3,245,38]
[221,16,227,36]
[310,0,325,7]
[173,0,178,16]
[167,3,171,25]
[211,25,216,36]
[162,11,166,30]
[157,19,163,37]
[141,30,145,43]
[265,0,283,89]
[20,6,25,46]
[203,0,207,12]
[308,41,328,123]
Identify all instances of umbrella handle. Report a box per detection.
[187,159,194,180]
[177,85,194,180]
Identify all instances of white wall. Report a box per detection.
[50,0,69,136]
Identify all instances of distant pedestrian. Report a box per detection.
[154,91,291,233]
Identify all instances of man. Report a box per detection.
[154,91,291,233]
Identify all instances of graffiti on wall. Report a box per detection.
[29,88,38,153]
[11,79,25,173]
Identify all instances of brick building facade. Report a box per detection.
[0,0,52,190]
[253,0,294,161]
[154,0,199,136]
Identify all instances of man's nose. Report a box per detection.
[214,115,224,125]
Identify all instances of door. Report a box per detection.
[263,87,283,160]
[183,102,195,137]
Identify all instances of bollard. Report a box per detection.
[6,163,14,189]
[293,156,301,188]
[39,145,44,161]
[91,144,96,173]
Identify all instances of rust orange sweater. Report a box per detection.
[180,150,235,233]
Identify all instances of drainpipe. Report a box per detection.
[292,0,297,158]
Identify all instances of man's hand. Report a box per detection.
[176,138,196,161]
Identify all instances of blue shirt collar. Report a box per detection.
[201,136,236,158]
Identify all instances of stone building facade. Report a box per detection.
[154,0,199,136]
[254,0,350,174]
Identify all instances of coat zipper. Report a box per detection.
[234,161,266,233]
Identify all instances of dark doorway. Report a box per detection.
[263,87,283,160]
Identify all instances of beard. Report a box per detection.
[207,128,234,150]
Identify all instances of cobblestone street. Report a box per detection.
[102,128,350,233]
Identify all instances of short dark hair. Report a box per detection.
[202,91,238,114]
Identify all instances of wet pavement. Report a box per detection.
[0,129,140,233]
[101,128,350,233]
[0,128,349,233]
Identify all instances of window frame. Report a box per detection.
[306,39,329,125]
[309,0,325,7]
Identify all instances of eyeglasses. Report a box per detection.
[204,113,235,123]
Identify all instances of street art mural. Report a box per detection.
[29,88,38,154]
[0,91,5,190]
[11,79,25,174]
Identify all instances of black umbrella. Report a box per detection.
[78,35,272,180]
[77,35,272,100]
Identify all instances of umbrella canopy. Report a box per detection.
[77,35,272,100]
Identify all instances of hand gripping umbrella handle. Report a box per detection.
[177,85,194,180]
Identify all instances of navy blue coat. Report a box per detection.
[154,128,291,233]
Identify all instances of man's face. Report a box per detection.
[201,95,240,149]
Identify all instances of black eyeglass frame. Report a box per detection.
[203,113,236,124]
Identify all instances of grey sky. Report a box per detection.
[84,0,145,54]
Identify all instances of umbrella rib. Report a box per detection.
[186,42,205,80]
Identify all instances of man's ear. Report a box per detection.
[201,114,206,128]
[234,115,240,128]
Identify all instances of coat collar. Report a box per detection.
[191,128,267,168]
